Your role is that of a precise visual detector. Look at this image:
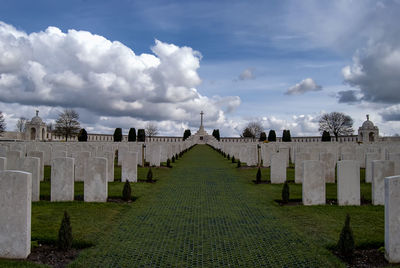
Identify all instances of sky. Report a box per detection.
[1,0,400,137]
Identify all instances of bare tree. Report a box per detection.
[242,121,263,141]
[319,112,354,141]
[145,123,158,140]
[0,111,6,136]
[54,109,80,141]
[15,117,27,132]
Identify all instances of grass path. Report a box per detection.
[71,145,342,267]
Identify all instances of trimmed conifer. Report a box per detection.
[167,158,171,168]
[128,128,136,142]
[172,156,175,163]
[232,156,235,163]
[227,154,230,160]
[282,182,289,203]
[58,211,73,251]
[113,128,123,142]
[337,214,355,260]
[268,130,276,142]
[237,160,241,168]
[122,181,131,201]
[147,168,153,182]
[256,167,262,184]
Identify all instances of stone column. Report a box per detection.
[85,157,108,202]
[0,170,32,259]
[337,160,360,206]
[51,157,75,202]
[302,160,325,205]
[385,175,400,263]
[372,160,395,205]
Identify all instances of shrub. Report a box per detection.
[227,154,230,160]
[175,153,178,159]
[268,130,276,142]
[167,158,171,168]
[128,128,136,142]
[137,129,146,142]
[259,131,267,142]
[322,130,331,142]
[282,130,292,142]
[122,181,131,201]
[282,182,289,203]
[58,211,73,251]
[147,168,153,182]
[183,129,191,141]
[256,167,261,184]
[77,128,87,142]
[337,214,355,260]
[113,128,123,142]
[237,160,241,168]
[172,156,175,163]
[232,156,236,163]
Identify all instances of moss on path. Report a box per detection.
[72,145,342,267]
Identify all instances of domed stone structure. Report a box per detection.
[25,110,47,141]
[358,115,379,143]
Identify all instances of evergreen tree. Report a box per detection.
[77,128,88,142]
[259,131,267,142]
[337,214,355,260]
[128,128,136,142]
[282,130,292,142]
[58,211,73,251]
[232,156,236,163]
[256,167,262,184]
[113,128,123,142]
[322,130,331,142]
[282,182,289,203]
[137,129,146,142]
[183,129,191,141]
[237,160,241,168]
[167,158,171,168]
[122,181,132,201]
[212,129,220,141]
[268,130,276,142]
[147,168,153,182]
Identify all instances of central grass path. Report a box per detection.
[72,145,342,267]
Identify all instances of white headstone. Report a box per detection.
[372,160,395,205]
[295,152,311,183]
[6,150,23,170]
[388,153,400,176]
[337,160,360,206]
[319,152,336,183]
[84,157,108,202]
[98,151,115,182]
[51,157,75,202]
[122,152,138,182]
[271,153,286,183]
[0,157,6,170]
[385,175,400,263]
[18,157,41,202]
[74,151,90,182]
[0,170,31,259]
[366,153,381,183]
[27,151,44,181]
[302,160,325,205]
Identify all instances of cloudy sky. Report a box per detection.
[1,0,400,137]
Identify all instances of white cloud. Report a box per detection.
[0,21,241,134]
[238,68,255,80]
[285,78,322,95]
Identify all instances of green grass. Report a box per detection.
[1,146,393,267]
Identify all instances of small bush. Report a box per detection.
[122,181,132,201]
[175,153,178,159]
[282,182,289,203]
[256,167,261,184]
[58,211,73,251]
[172,156,175,163]
[237,160,241,168]
[167,158,171,168]
[232,156,236,163]
[227,154,230,160]
[147,168,153,182]
[337,214,355,260]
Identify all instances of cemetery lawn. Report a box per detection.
[1,145,392,267]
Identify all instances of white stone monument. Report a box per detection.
[337,160,360,206]
[302,160,325,205]
[385,175,400,263]
[51,157,75,202]
[0,170,32,259]
[85,157,108,202]
[372,160,395,205]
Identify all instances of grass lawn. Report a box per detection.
[1,145,395,267]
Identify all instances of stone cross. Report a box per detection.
[367,114,369,121]
[36,110,39,116]
[200,111,204,127]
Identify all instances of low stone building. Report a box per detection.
[358,115,379,143]
[25,111,47,141]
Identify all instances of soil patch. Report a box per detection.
[275,198,371,206]
[28,244,81,268]
[252,180,270,184]
[332,248,397,267]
